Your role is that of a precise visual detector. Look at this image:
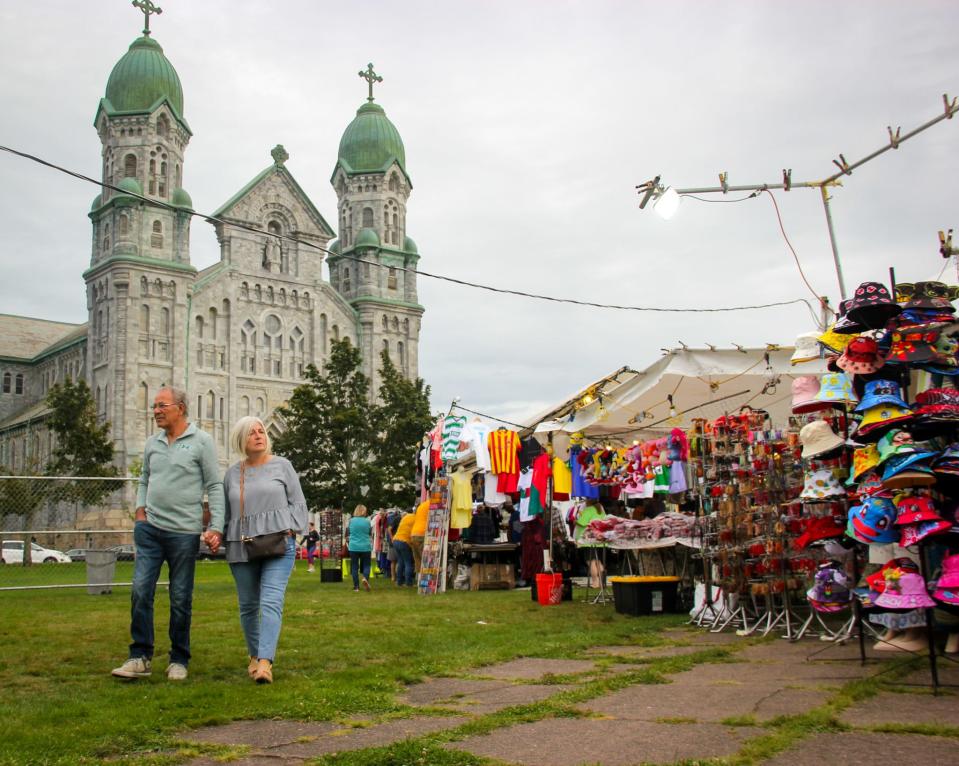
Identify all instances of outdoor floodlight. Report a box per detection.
[654,187,681,220]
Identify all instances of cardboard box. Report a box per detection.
[470,563,515,591]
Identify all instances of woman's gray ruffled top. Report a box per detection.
[222,456,308,563]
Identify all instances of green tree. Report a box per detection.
[45,378,117,504]
[374,351,433,508]
[274,339,381,511]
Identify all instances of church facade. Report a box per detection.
[0,18,424,479]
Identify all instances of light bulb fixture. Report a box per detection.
[654,187,681,220]
[667,394,677,418]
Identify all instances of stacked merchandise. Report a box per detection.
[316,508,344,582]
[800,279,959,658]
[690,410,813,634]
[418,474,451,595]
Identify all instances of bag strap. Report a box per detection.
[239,462,246,521]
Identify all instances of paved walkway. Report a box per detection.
[179,627,959,766]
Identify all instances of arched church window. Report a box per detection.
[138,382,149,413]
[197,395,203,419]
[256,397,265,415]
[388,268,398,290]
[392,213,399,244]
[389,174,398,192]
[1,372,10,394]
[208,307,218,340]
[332,324,340,342]
[240,395,250,417]
[207,391,216,421]
[151,220,163,249]
[119,215,128,237]
[398,341,406,370]
[103,222,110,252]
[160,307,170,335]
[382,339,389,356]
[15,374,24,395]
[290,327,304,353]
[140,305,150,332]
[382,315,388,331]
[195,315,204,339]
[343,268,351,293]
[319,313,328,354]
[157,115,169,137]
[175,164,181,188]
[124,154,137,178]
[241,282,249,300]
[96,386,101,411]
[362,207,374,228]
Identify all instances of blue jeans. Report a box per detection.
[229,535,296,662]
[130,521,199,666]
[350,550,371,588]
[393,540,414,586]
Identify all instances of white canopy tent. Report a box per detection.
[524,346,829,442]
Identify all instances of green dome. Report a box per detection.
[116,176,143,197]
[403,235,418,254]
[91,193,102,211]
[170,187,193,209]
[105,36,184,117]
[328,238,341,254]
[337,102,406,173]
[355,227,380,249]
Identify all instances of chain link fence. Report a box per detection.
[0,476,226,592]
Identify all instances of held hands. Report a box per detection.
[203,529,223,554]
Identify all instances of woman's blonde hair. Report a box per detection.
[230,416,271,457]
[353,504,368,517]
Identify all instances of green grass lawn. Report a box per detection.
[0,563,684,765]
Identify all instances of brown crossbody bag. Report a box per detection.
[239,463,288,560]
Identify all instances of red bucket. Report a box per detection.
[536,573,563,606]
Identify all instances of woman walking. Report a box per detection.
[223,416,307,684]
[347,505,373,592]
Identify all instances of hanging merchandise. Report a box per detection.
[441,414,469,461]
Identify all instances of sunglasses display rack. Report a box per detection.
[689,418,820,637]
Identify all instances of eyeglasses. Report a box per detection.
[152,402,180,411]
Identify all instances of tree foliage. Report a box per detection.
[45,377,117,503]
[273,340,433,512]
[374,351,434,508]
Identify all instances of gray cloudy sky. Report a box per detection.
[2,1,957,421]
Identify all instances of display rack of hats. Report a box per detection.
[792,385,861,642]
[812,279,959,687]
[689,412,813,636]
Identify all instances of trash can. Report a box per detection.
[85,549,117,595]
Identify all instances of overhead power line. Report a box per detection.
[1,144,815,316]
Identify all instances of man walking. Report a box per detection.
[112,387,224,681]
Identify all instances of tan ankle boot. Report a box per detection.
[248,656,258,678]
[254,659,273,684]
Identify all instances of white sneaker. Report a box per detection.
[307,566,315,573]
[166,662,188,681]
[112,657,152,679]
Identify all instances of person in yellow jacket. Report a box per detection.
[410,500,430,576]
[392,511,416,586]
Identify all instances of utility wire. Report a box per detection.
[451,404,528,429]
[1,143,816,316]
[761,189,835,319]
[682,192,759,204]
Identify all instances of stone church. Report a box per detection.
[0,16,424,477]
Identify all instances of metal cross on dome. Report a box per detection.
[132,0,162,37]
[358,63,383,103]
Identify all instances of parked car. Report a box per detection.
[108,544,136,561]
[1,540,73,564]
[64,548,88,562]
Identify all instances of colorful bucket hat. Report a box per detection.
[876,430,917,464]
[848,445,881,484]
[881,451,936,481]
[900,518,952,547]
[814,372,859,408]
[800,469,847,500]
[852,470,890,498]
[885,325,946,365]
[847,496,898,544]
[793,515,846,549]
[800,420,844,459]
[833,298,866,335]
[807,563,852,612]
[865,558,919,593]
[894,495,941,525]
[936,553,959,589]
[896,281,958,312]
[914,388,959,418]
[791,332,822,365]
[855,380,909,412]
[874,570,936,609]
[792,376,830,414]
[934,586,959,606]
[818,324,856,354]
[855,404,914,440]
[846,281,902,330]
[836,336,885,375]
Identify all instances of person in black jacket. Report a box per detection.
[301,522,320,573]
